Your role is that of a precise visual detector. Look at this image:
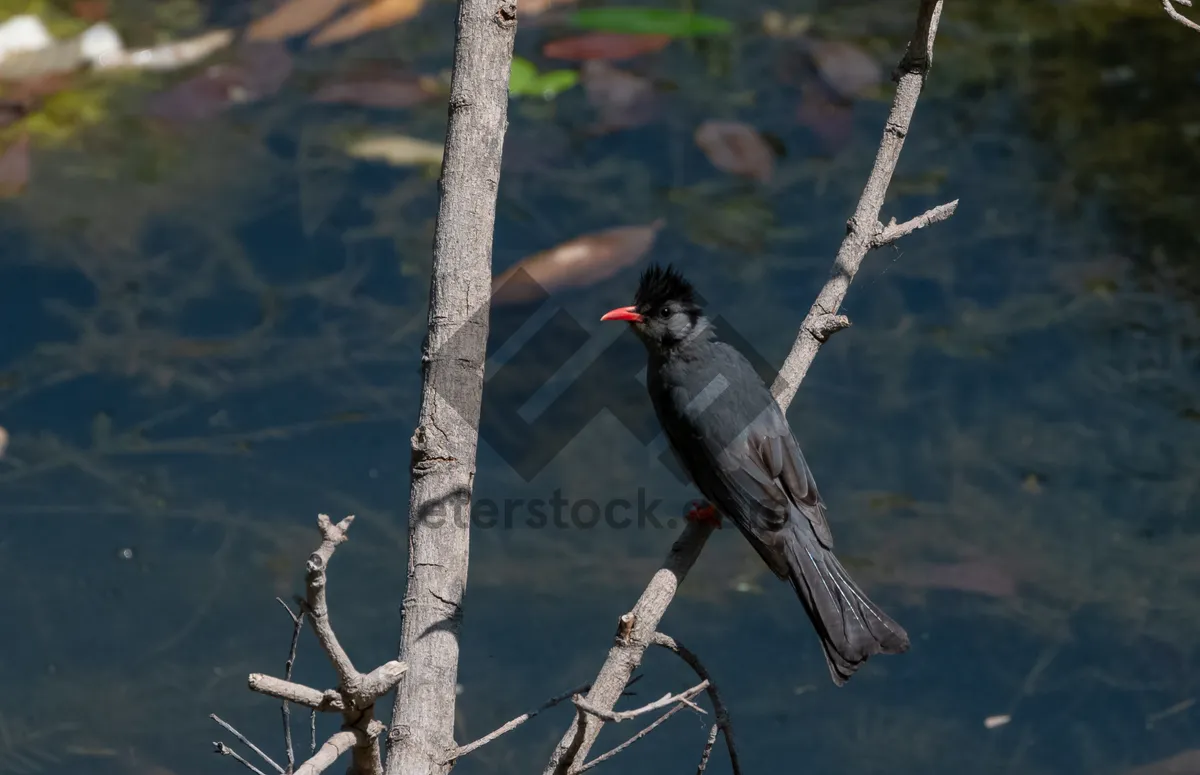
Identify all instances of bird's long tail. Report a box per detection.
[784,528,910,686]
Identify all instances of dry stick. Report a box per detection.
[650,633,742,775]
[1163,0,1200,32]
[211,715,285,774]
[543,2,954,772]
[243,515,408,775]
[295,721,387,775]
[277,597,307,773]
[381,0,516,771]
[571,685,708,775]
[574,681,709,723]
[442,683,592,763]
[695,724,720,775]
[214,741,270,775]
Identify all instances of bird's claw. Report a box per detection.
[685,500,722,528]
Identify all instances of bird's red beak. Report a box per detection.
[600,306,643,323]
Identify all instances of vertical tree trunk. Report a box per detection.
[383,0,517,772]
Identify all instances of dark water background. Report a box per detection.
[1,0,1198,773]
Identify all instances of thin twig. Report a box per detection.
[214,742,270,775]
[574,681,708,723]
[310,710,316,755]
[571,699,696,774]
[695,723,720,775]
[443,683,592,763]
[874,200,959,247]
[1163,0,1200,31]
[650,633,742,775]
[277,597,306,773]
[210,715,285,774]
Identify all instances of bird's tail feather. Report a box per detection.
[784,530,910,686]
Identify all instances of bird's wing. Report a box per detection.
[713,404,835,550]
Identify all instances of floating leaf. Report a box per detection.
[0,426,7,458]
[521,0,577,16]
[569,8,732,36]
[694,119,775,183]
[313,72,437,108]
[146,41,293,123]
[247,0,352,41]
[807,39,882,101]
[509,56,578,98]
[890,559,1017,599]
[346,133,444,167]
[580,60,656,132]
[71,0,110,22]
[492,220,664,305]
[0,134,30,198]
[510,56,538,93]
[94,29,235,72]
[1125,749,1200,775]
[796,84,854,155]
[310,0,425,47]
[543,32,670,62]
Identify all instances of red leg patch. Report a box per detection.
[685,499,722,528]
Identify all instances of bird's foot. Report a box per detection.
[685,500,722,529]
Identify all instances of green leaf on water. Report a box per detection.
[569,8,733,37]
[509,56,579,99]
[509,56,539,94]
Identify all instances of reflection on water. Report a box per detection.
[0,0,1198,773]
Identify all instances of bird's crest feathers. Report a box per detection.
[634,264,699,311]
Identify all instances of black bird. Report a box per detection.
[601,264,910,685]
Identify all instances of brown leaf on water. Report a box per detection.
[309,0,425,46]
[581,60,657,133]
[521,0,576,15]
[543,33,671,62]
[247,0,352,41]
[0,134,30,198]
[807,39,882,101]
[146,42,293,123]
[1125,749,1200,775]
[312,72,437,108]
[0,426,7,458]
[0,72,73,128]
[695,120,775,183]
[796,82,854,155]
[492,220,665,305]
[70,0,110,21]
[890,558,1017,599]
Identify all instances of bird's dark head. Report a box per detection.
[600,264,708,353]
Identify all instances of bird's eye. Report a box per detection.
[658,306,671,319]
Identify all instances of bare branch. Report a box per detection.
[442,683,592,764]
[571,697,698,775]
[214,741,271,775]
[227,515,407,775]
[305,514,359,689]
[1164,0,1200,31]
[574,681,709,723]
[295,720,387,775]
[543,2,952,772]
[248,674,345,711]
[773,0,950,407]
[874,200,959,247]
[277,597,306,774]
[210,715,284,774]
[650,633,742,775]
[695,724,720,775]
